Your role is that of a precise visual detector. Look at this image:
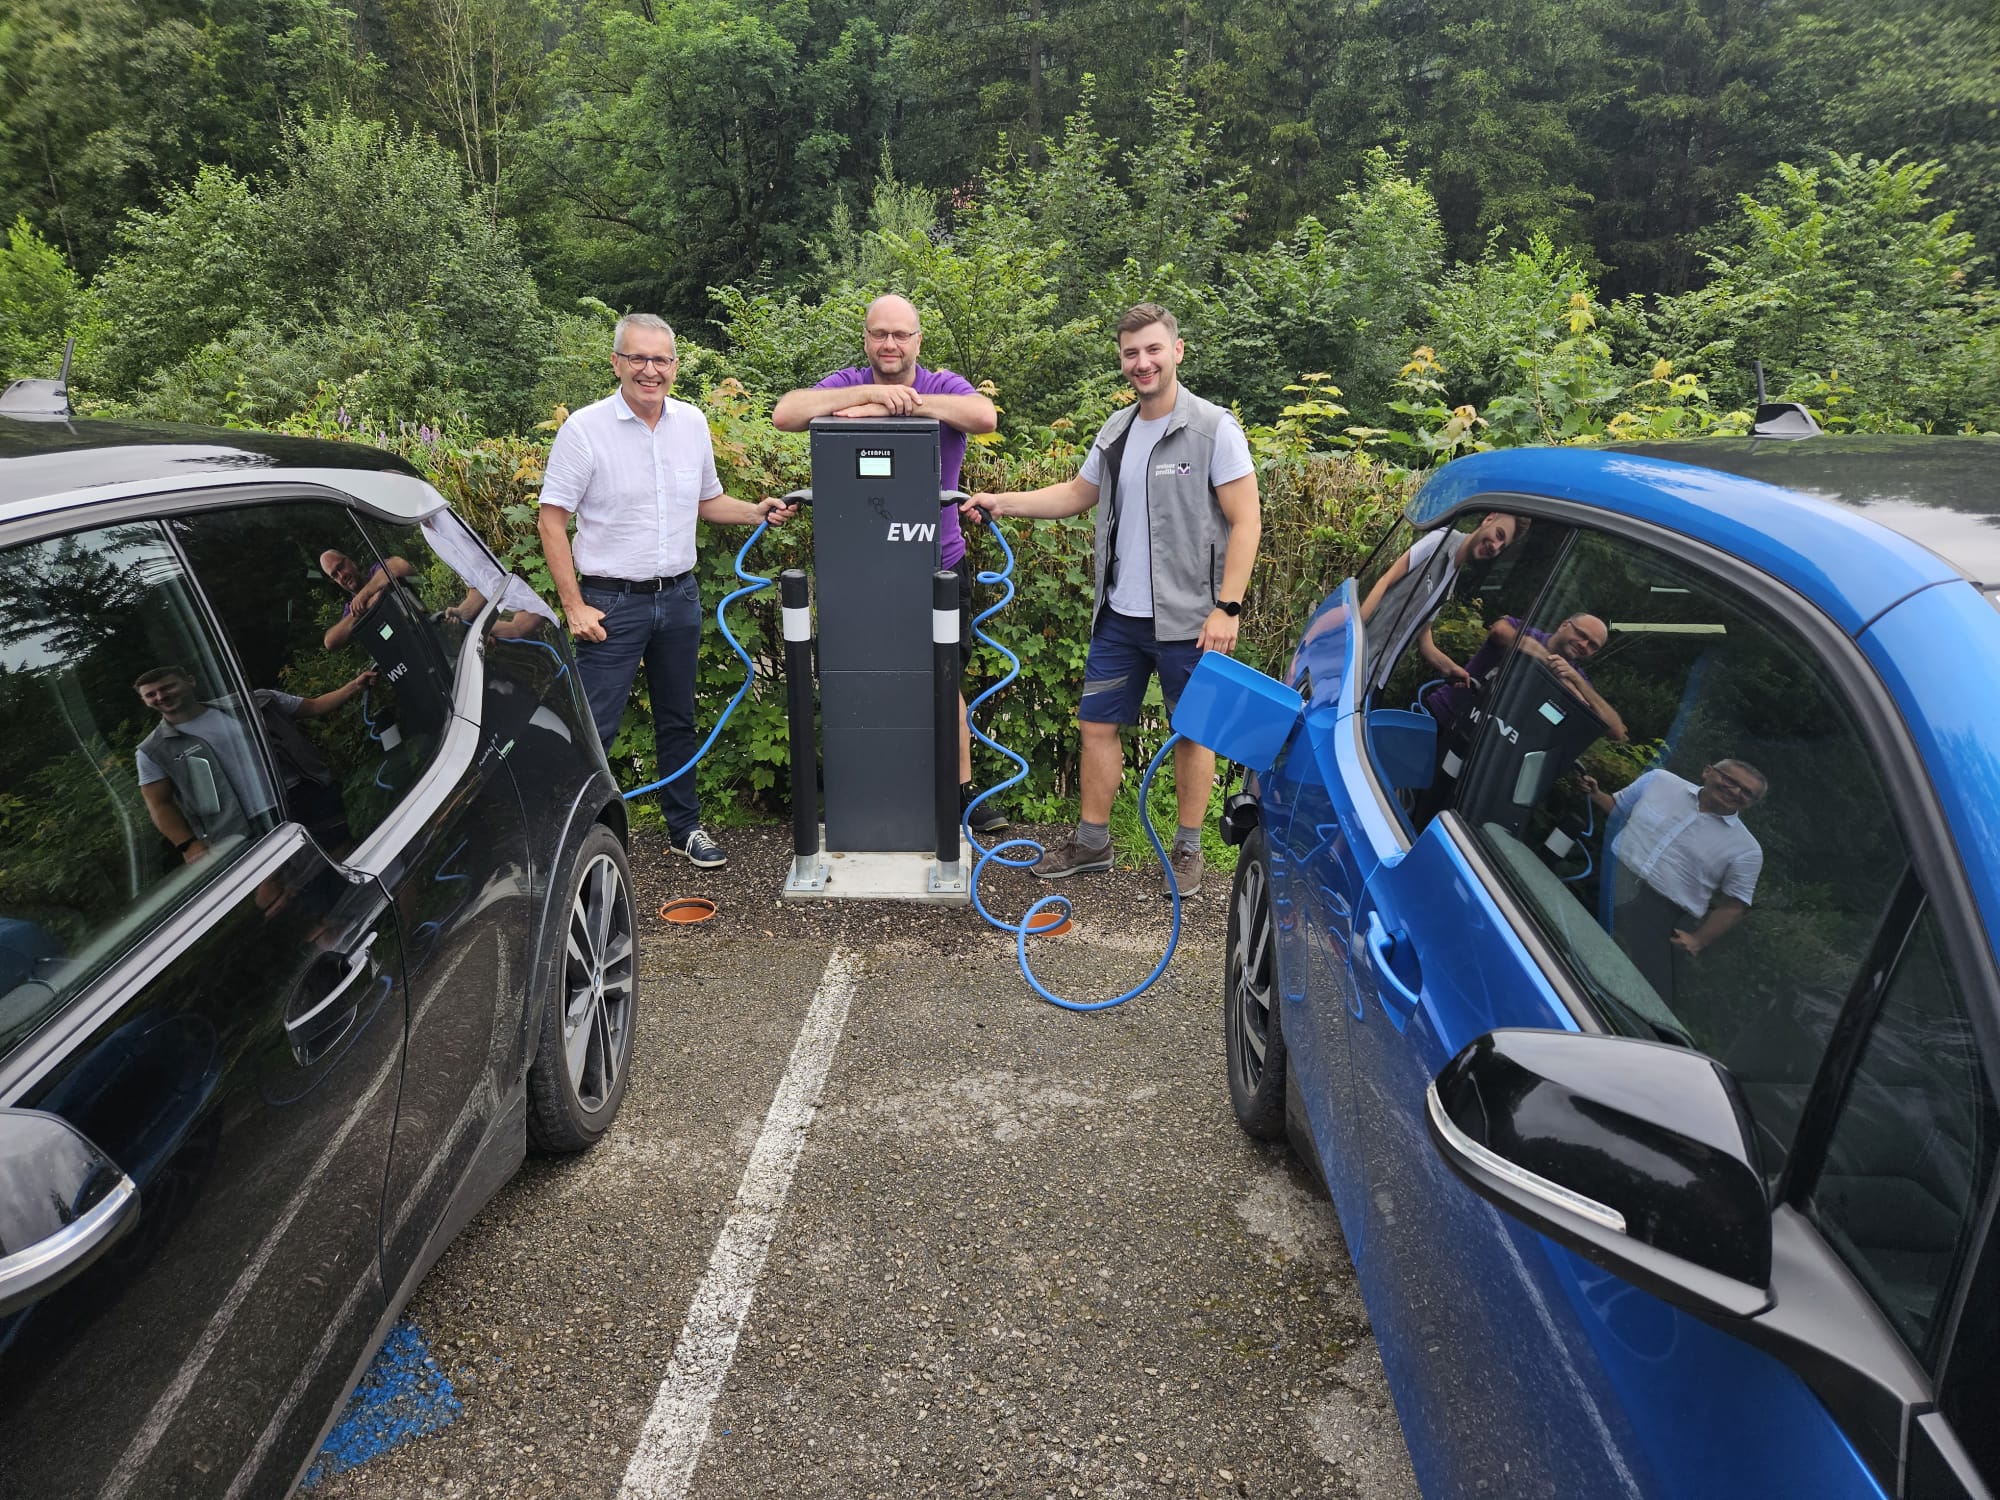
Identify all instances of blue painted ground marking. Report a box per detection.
[300,1318,462,1487]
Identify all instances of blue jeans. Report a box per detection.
[574,576,702,840]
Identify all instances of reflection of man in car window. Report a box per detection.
[1360,513,1528,682]
[1428,613,1627,742]
[319,548,415,650]
[1584,761,1766,998]
[134,667,277,864]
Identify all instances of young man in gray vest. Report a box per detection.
[134,664,373,862]
[962,304,1261,894]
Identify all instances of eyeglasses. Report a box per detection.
[865,329,919,344]
[1712,771,1762,802]
[615,352,677,369]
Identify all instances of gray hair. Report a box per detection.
[613,313,675,353]
[1715,758,1769,799]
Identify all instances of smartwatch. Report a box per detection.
[1217,599,1243,617]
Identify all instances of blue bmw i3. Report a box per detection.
[1200,433,2000,1499]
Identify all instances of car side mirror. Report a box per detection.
[1426,1029,1774,1321]
[0,1108,140,1318]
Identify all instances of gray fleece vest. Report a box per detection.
[1090,388,1236,641]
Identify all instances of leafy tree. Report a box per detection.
[371,0,545,208]
[0,0,374,272]
[81,111,549,428]
[0,0,206,270]
[1589,0,1780,296]
[524,0,895,321]
[79,164,269,391]
[1652,152,1998,427]
[889,0,1176,187]
[1198,149,1442,423]
[1770,0,2000,265]
[0,216,81,379]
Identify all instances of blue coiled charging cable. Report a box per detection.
[618,519,779,803]
[961,520,1185,1012]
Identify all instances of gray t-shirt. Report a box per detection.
[136,705,278,819]
[1364,529,1457,681]
[1080,411,1253,618]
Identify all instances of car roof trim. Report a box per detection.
[1408,448,1961,640]
[0,466,449,531]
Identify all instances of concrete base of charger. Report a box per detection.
[780,827,971,905]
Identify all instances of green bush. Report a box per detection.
[0,216,81,380]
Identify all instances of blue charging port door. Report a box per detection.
[1170,653,1303,772]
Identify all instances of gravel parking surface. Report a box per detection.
[312,825,1417,1500]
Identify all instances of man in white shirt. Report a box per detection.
[962,304,1261,896]
[1583,760,1767,1001]
[537,314,795,868]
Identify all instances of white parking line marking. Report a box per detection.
[617,946,861,1500]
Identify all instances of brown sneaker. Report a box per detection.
[1163,844,1204,897]
[1032,835,1114,879]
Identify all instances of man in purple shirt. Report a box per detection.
[774,294,1004,827]
[1424,612,1626,742]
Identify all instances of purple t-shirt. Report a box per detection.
[815,364,976,567]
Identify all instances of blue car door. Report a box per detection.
[1326,513,1904,1498]
[1267,583,1371,1236]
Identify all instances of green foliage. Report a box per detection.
[0,217,79,379]
[1652,152,1999,428]
[524,0,894,314]
[78,111,550,430]
[79,164,269,392]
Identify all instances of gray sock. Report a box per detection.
[1074,820,1110,851]
[1174,824,1203,853]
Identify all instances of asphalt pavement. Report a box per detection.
[310,844,1417,1499]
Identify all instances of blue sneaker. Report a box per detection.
[675,828,726,868]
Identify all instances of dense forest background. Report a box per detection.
[2,0,1996,819]
[2,0,1996,435]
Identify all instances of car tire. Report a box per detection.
[528,822,637,1153]
[1224,825,1287,1140]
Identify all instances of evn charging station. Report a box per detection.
[780,416,969,903]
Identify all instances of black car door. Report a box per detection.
[0,515,408,1498]
[170,497,535,1298]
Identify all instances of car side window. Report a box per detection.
[0,521,282,1051]
[353,509,553,676]
[1355,508,1564,830]
[1807,904,1997,1361]
[170,501,463,855]
[1452,528,1910,1177]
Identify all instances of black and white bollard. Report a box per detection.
[929,568,966,894]
[781,568,827,893]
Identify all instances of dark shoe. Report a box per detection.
[675,828,726,868]
[1032,835,1113,879]
[1163,844,1204,897]
[962,789,1010,835]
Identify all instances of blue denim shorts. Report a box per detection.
[1079,609,1203,724]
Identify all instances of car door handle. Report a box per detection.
[286,931,377,1037]
[1364,911,1420,1029]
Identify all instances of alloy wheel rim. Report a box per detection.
[1230,857,1274,1090]
[563,853,635,1111]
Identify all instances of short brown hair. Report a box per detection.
[134,665,192,691]
[1117,303,1178,341]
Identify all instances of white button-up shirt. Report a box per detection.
[538,390,721,580]
[1610,769,1764,919]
